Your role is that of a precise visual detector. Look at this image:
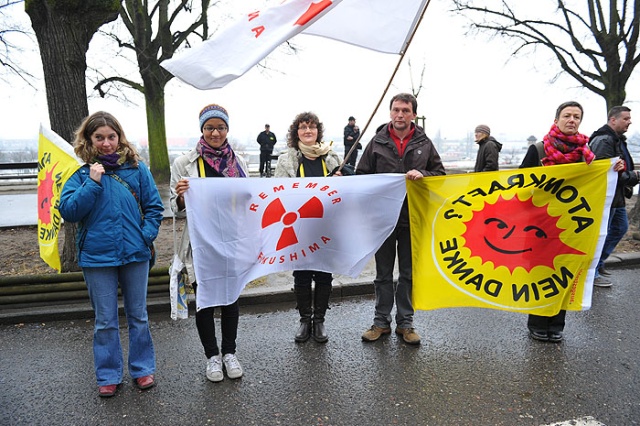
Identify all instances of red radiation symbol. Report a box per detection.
[295,0,333,26]
[262,196,324,250]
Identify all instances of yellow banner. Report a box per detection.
[408,160,616,315]
[37,126,82,272]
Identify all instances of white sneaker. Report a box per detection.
[222,353,243,379]
[206,355,223,382]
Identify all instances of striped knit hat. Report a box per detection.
[199,104,229,131]
[475,124,490,135]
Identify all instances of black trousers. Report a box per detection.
[527,310,566,333]
[293,270,332,289]
[193,283,239,358]
[344,144,358,167]
[259,151,273,175]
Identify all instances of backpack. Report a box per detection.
[535,141,546,164]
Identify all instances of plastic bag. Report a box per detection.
[169,254,189,320]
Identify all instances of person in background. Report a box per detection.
[356,93,445,345]
[170,104,248,382]
[59,111,164,397]
[257,124,277,177]
[274,111,343,343]
[589,106,639,287]
[519,101,605,343]
[343,116,361,167]
[473,124,502,172]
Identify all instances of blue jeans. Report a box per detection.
[373,226,414,329]
[596,207,628,276]
[83,261,155,386]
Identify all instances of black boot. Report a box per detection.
[312,285,332,343]
[294,286,312,343]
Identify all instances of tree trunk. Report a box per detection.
[141,60,170,184]
[604,73,627,112]
[26,0,120,272]
[26,1,93,143]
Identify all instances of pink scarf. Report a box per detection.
[542,124,595,166]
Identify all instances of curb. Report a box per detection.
[0,280,374,325]
[1,254,639,325]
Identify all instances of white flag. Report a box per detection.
[303,0,426,54]
[184,174,406,309]
[161,0,428,90]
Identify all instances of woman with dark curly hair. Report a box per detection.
[60,111,163,397]
[274,112,343,343]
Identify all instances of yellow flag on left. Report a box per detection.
[37,125,82,272]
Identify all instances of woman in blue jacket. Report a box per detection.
[60,111,164,398]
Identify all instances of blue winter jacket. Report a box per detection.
[59,161,164,267]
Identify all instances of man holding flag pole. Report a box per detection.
[357,93,445,345]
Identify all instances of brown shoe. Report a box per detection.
[633,232,640,241]
[135,374,156,390]
[98,384,118,397]
[395,327,421,345]
[361,325,391,342]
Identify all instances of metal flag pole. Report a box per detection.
[338,0,432,173]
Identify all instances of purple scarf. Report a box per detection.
[196,138,246,177]
[95,153,122,170]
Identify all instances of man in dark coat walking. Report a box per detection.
[473,124,502,172]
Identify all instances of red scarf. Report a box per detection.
[542,124,595,166]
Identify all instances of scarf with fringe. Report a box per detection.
[542,124,595,166]
[196,138,246,177]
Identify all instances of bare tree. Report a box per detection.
[94,0,212,184]
[408,58,427,128]
[0,0,35,85]
[25,0,121,272]
[451,0,640,112]
[408,58,426,99]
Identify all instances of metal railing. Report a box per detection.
[0,162,38,180]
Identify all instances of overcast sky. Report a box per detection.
[2,0,639,148]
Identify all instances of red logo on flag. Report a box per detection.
[38,163,57,224]
[262,196,324,250]
[295,0,333,26]
[462,195,584,272]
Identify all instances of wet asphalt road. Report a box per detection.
[1,268,640,426]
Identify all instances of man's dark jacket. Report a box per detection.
[589,124,638,208]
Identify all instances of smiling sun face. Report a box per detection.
[462,195,584,272]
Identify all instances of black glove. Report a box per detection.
[329,164,355,176]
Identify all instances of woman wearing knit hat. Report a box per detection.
[170,104,248,382]
[473,124,502,172]
[274,111,344,343]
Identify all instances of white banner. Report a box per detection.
[185,174,406,309]
[161,0,428,89]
